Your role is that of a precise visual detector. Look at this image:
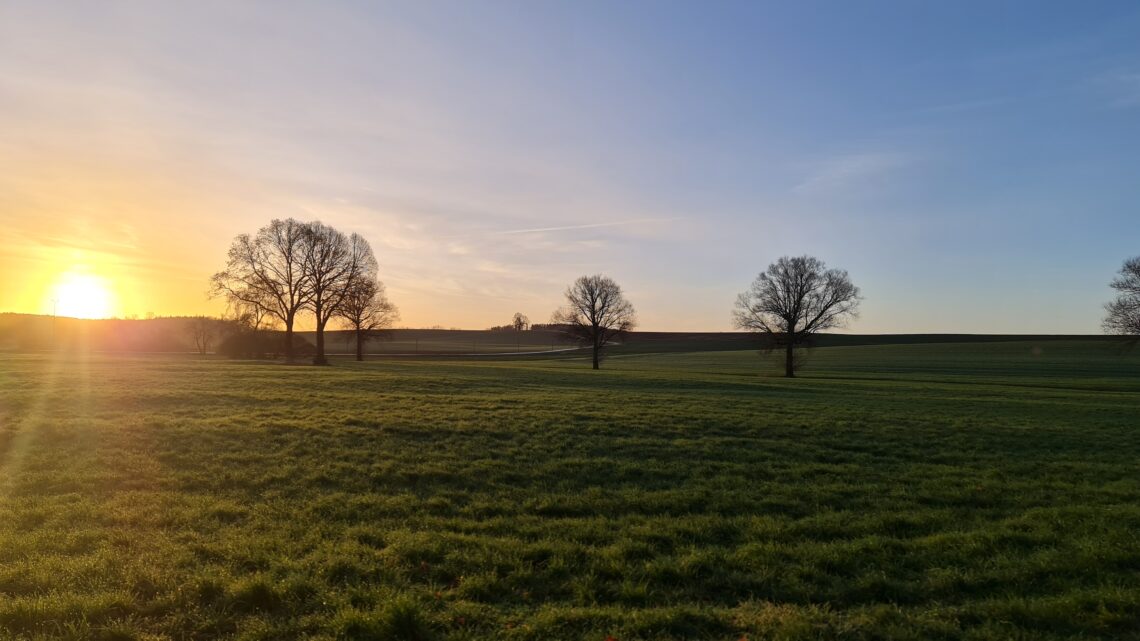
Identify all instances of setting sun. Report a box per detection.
[50,271,117,319]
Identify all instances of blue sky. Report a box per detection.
[1,1,1138,331]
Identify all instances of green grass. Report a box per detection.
[1,342,1138,640]
[309,328,1121,356]
[314,329,572,355]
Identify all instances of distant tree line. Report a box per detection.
[0,314,221,353]
[529,323,572,332]
[487,313,533,332]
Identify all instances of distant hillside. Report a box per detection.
[0,313,198,352]
[598,332,1121,356]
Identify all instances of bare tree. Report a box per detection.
[512,312,530,331]
[303,222,377,365]
[211,218,311,363]
[1104,256,1140,346]
[337,279,399,361]
[734,256,860,377]
[552,274,636,369]
[186,316,216,356]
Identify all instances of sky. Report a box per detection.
[1,1,1138,332]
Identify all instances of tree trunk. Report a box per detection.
[314,317,328,365]
[355,328,364,361]
[784,337,795,378]
[284,320,294,363]
[592,336,600,370]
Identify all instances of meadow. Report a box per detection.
[1,341,1138,640]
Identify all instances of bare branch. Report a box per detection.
[335,279,399,361]
[184,316,217,356]
[302,222,379,364]
[1104,256,1140,341]
[210,218,312,362]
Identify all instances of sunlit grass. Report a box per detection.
[1,343,1138,640]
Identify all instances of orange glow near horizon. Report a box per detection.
[46,270,119,319]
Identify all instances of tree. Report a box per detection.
[302,222,377,365]
[552,274,636,369]
[211,218,311,363]
[337,279,399,361]
[733,256,860,378]
[185,316,216,356]
[1103,256,1140,345]
[512,312,530,331]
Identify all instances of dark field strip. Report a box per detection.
[0,344,1138,640]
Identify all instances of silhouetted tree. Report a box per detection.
[512,312,530,331]
[211,218,311,362]
[1104,256,1140,346]
[185,316,216,356]
[552,274,636,369]
[302,222,377,365]
[734,256,860,377]
[337,279,398,361]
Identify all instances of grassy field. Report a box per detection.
[318,329,573,355]
[1,341,1138,640]
[310,328,1120,356]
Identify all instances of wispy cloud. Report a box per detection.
[1100,71,1140,108]
[912,96,1008,115]
[494,217,679,235]
[792,152,912,195]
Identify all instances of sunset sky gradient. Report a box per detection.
[2,2,1139,331]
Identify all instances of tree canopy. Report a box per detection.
[733,256,860,377]
[552,274,636,369]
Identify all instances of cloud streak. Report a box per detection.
[792,152,913,195]
[494,217,680,236]
[1103,71,1140,108]
[912,97,1009,115]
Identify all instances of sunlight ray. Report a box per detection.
[0,352,69,495]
